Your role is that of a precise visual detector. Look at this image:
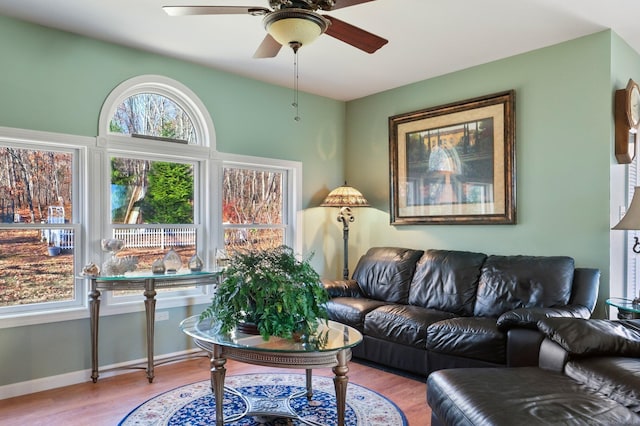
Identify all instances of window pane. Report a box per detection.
[0,147,73,224]
[0,229,75,307]
[113,227,197,271]
[111,158,194,225]
[222,168,283,225]
[0,146,77,310]
[110,228,197,297]
[109,93,196,144]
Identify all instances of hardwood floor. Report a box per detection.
[0,357,430,425]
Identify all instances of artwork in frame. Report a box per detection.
[389,91,516,225]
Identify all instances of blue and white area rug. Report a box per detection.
[119,373,407,425]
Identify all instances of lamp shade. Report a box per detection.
[613,186,640,230]
[321,183,370,207]
[264,9,329,47]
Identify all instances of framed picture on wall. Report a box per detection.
[389,91,516,225]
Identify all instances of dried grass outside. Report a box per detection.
[0,230,196,307]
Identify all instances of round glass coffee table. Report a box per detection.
[180,316,363,426]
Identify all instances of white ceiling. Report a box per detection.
[0,0,638,101]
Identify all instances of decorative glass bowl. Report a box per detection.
[163,249,182,273]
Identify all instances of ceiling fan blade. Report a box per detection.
[162,6,270,16]
[253,34,282,58]
[331,0,376,11]
[324,15,388,54]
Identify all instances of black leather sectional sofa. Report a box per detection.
[322,247,600,376]
[427,318,640,425]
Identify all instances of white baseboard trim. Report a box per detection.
[0,349,206,400]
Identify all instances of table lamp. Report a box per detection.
[612,185,640,304]
[321,183,370,280]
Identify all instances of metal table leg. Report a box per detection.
[143,279,157,383]
[89,279,101,383]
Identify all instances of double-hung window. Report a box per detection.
[221,163,292,253]
[98,76,213,306]
[0,134,84,322]
[108,155,200,277]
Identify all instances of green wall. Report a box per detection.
[338,31,614,314]
[0,15,345,387]
[0,13,636,389]
[0,15,345,209]
[609,32,640,298]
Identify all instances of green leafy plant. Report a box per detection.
[200,245,329,340]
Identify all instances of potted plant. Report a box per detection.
[200,245,329,341]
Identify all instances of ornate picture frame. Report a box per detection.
[389,91,516,225]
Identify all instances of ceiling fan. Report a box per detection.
[163,0,388,58]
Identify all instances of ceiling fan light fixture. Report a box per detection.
[264,9,330,48]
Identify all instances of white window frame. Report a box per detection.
[0,127,89,328]
[97,74,216,149]
[101,151,210,311]
[96,76,216,315]
[217,152,303,254]
[0,75,303,326]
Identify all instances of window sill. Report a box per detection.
[0,293,211,329]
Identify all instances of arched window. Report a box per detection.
[97,76,215,305]
[98,75,215,148]
[110,92,197,143]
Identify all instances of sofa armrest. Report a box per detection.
[538,337,569,372]
[321,278,363,298]
[569,267,600,312]
[506,328,546,367]
[497,304,592,331]
[537,317,640,357]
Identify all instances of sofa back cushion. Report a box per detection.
[408,249,487,315]
[351,247,424,303]
[474,255,575,317]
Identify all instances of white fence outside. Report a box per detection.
[113,228,196,250]
[42,229,74,250]
[43,206,74,250]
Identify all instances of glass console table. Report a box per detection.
[606,297,640,320]
[180,315,363,426]
[88,270,219,383]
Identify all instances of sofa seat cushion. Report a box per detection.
[363,304,456,348]
[408,249,487,316]
[325,297,387,330]
[427,367,640,426]
[474,255,575,317]
[427,317,506,364]
[565,357,640,414]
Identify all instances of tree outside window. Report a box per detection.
[109,93,196,144]
[222,166,285,254]
[110,157,196,271]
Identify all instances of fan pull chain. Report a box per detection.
[292,45,301,122]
